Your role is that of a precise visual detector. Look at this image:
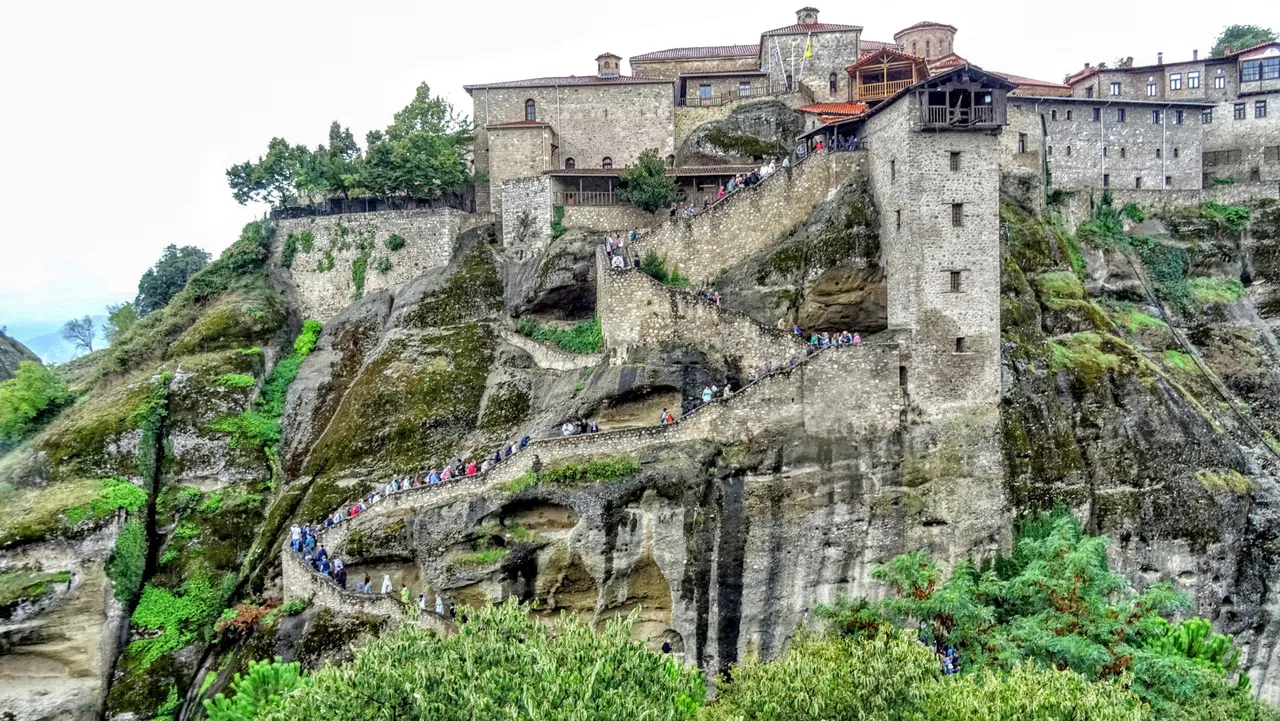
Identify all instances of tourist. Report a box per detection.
[290,524,301,552]
[336,565,347,589]
[611,253,625,269]
[723,383,733,399]
[794,325,803,337]
[316,545,328,563]
[418,593,427,612]
[519,435,531,450]
[681,398,693,416]
[381,575,393,594]
[466,460,477,475]
[504,441,514,458]
[702,199,710,211]
[727,176,737,193]
[480,458,492,473]
[782,154,791,169]
[428,468,440,484]
[853,333,862,346]
[440,464,453,482]
[562,421,575,436]
[630,228,640,243]
[590,419,599,433]
[717,185,725,200]
[816,137,824,151]
[401,585,410,606]
[711,291,721,306]
[701,385,713,403]
[660,408,671,425]
[436,594,445,616]
[764,360,773,374]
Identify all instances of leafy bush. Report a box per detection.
[209,320,321,453]
[617,149,679,212]
[205,657,310,721]
[1202,201,1251,231]
[640,250,668,283]
[129,573,224,670]
[384,233,406,251]
[451,548,508,566]
[375,257,392,275]
[505,457,640,493]
[135,245,213,316]
[280,233,300,269]
[1213,176,1238,185]
[64,477,148,526]
[207,410,280,451]
[216,373,255,388]
[316,249,335,272]
[1120,202,1145,223]
[514,316,602,354]
[0,361,73,449]
[350,249,371,300]
[256,599,704,721]
[551,205,567,239]
[106,519,146,602]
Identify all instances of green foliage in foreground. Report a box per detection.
[251,599,704,721]
[106,518,146,602]
[0,361,73,450]
[617,148,679,212]
[817,511,1274,719]
[515,316,602,354]
[205,658,310,721]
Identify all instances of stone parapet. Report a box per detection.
[497,328,604,371]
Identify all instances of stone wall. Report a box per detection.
[472,82,676,212]
[496,328,604,371]
[561,204,662,232]
[764,30,862,102]
[278,209,490,322]
[1203,92,1280,184]
[489,125,557,216]
[632,150,866,282]
[1059,183,1280,229]
[501,175,552,254]
[597,254,807,369]
[1006,99,1206,192]
[630,55,762,79]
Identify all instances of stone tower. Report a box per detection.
[894,21,957,59]
[596,53,622,78]
[795,6,820,25]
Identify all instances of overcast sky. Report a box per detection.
[0,0,1266,339]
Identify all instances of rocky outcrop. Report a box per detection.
[503,229,597,321]
[0,331,40,381]
[677,100,803,166]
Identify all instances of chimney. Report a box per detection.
[1085,62,1091,69]
[596,53,621,78]
[1193,49,1199,60]
[1157,52,1163,65]
[1125,56,1134,68]
[796,6,819,25]
[1225,44,1233,55]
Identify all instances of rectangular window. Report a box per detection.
[1066,146,1072,156]
[1048,145,1053,156]
[1175,110,1184,124]
[1156,148,1162,159]
[951,203,964,227]
[699,84,712,100]
[1264,58,1280,80]
[1135,177,1142,189]
[1165,175,1172,186]
[955,337,967,353]
[1086,86,1095,98]
[1257,100,1268,118]
[1202,108,1213,123]
[1103,146,1108,157]
[1169,73,1182,90]
[1265,146,1280,163]
[1018,133,1027,153]
[895,209,901,230]
[1066,109,1073,120]
[1242,60,1261,83]
[1204,149,1244,166]
[1251,167,1262,182]
[1117,108,1126,122]
[1188,71,1200,88]
[949,151,961,171]
[890,159,896,181]
[950,271,962,293]
[1051,109,1058,120]
[1110,82,1121,95]
[1235,103,1246,120]
[1152,109,1162,124]
[1215,74,1226,89]
[899,366,908,389]
[1103,173,1110,187]
[1120,147,1126,158]
[739,81,751,96]
[1174,147,1180,158]
[1147,83,1157,97]
[1093,107,1102,121]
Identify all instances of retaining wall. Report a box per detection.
[497,328,604,371]
[562,204,662,232]
[631,150,867,283]
[596,250,807,369]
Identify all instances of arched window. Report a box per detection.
[602,157,613,169]
[785,74,794,91]
[925,40,931,57]
[829,72,838,93]
[525,99,536,122]
[912,41,918,55]
[564,158,575,169]
[666,154,675,167]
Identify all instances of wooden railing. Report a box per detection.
[678,83,778,107]
[922,105,997,126]
[856,79,913,101]
[553,191,620,206]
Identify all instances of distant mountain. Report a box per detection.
[18,315,109,365]
[0,331,41,380]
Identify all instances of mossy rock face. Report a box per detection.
[163,350,267,485]
[306,323,497,477]
[167,292,285,358]
[105,642,190,717]
[480,381,531,432]
[677,99,803,165]
[153,481,271,587]
[403,245,503,329]
[293,607,388,670]
[294,476,372,526]
[30,374,160,482]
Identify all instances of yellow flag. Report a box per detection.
[804,35,813,58]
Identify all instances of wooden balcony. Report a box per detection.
[553,191,620,207]
[922,104,997,127]
[856,79,913,101]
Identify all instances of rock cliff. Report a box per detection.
[0,331,40,381]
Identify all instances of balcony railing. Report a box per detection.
[553,191,620,206]
[923,104,997,126]
[856,79,913,101]
[678,84,778,107]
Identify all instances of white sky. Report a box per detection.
[0,0,1267,338]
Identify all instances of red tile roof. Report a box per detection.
[1064,42,1280,86]
[859,39,898,55]
[927,53,968,71]
[994,71,1071,93]
[847,47,929,73]
[465,75,674,92]
[763,22,860,36]
[895,21,958,35]
[630,44,760,62]
[796,102,868,117]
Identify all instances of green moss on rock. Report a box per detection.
[405,245,502,328]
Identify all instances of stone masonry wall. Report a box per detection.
[632,150,866,283]
[764,30,862,102]
[562,204,662,232]
[630,56,762,79]
[1204,92,1280,184]
[489,126,557,217]
[501,175,552,254]
[496,328,604,371]
[597,252,807,369]
[278,209,491,323]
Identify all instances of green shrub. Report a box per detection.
[216,373,255,388]
[296,230,315,252]
[316,249,335,273]
[106,519,146,602]
[1196,469,1257,495]
[0,568,71,609]
[451,548,508,566]
[64,477,148,526]
[207,411,280,451]
[280,233,299,269]
[1202,201,1251,230]
[350,250,370,301]
[0,361,73,449]
[504,457,639,493]
[1212,176,1238,185]
[1035,270,1085,301]
[514,316,602,354]
[1189,277,1245,305]
[207,320,320,453]
[551,205,567,239]
[375,257,392,275]
[129,572,224,670]
[384,234,406,251]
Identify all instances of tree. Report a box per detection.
[312,121,362,200]
[617,149,680,212]
[254,599,704,721]
[61,316,96,353]
[1211,25,1277,57]
[135,244,212,315]
[103,302,137,343]
[205,658,309,721]
[359,83,472,200]
[0,361,72,447]
[227,137,309,207]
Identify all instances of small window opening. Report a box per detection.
[951,203,964,227]
[950,270,962,292]
[955,337,967,353]
[949,151,960,171]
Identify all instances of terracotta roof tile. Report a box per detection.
[796,102,868,116]
[859,39,898,55]
[465,75,673,92]
[763,22,860,36]
[630,44,760,62]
